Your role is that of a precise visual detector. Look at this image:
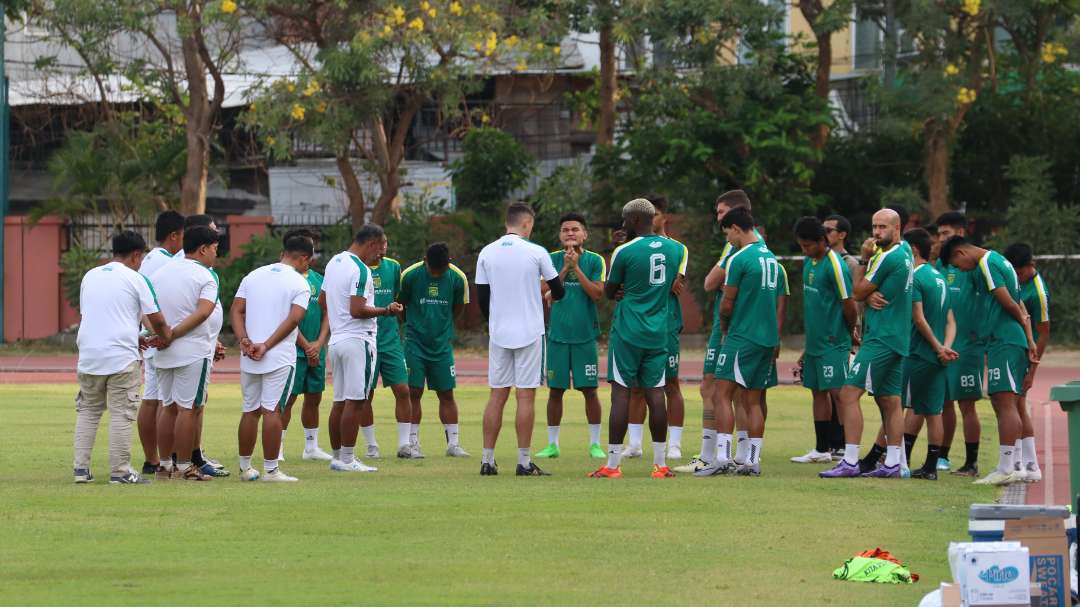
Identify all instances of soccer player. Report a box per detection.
[820,208,913,479]
[279,229,332,461]
[939,236,1039,485]
[693,207,778,477]
[823,214,863,281]
[590,198,685,479]
[901,228,958,480]
[74,231,173,484]
[151,226,223,481]
[477,203,563,476]
[934,211,983,475]
[536,213,607,460]
[1005,242,1049,481]
[322,225,402,473]
[231,236,313,482]
[623,194,689,460]
[675,190,754,473]
[398,243,470,458]
[136,210,185,476]
[790,217,857,464]
[366,236,415,459]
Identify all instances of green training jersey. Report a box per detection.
[974,250,1028,349]
[295,269,324,357]
[910,263,949,363]
[863,242,913,355]
[608,235,686,346]
[369,257,403,350]
[1019,271,1050,343]
[548,249,606,344]
[802,249,854,356]
[723,241,781,347]
[933,259,982,351]
[663,236,690,335]
[709,229,763,334]
[399,262,469,358]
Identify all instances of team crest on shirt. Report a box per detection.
[428,284,439,297]
[947,273,956,285]
[373,274,382,288]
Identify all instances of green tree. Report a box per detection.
[450,126,534,214]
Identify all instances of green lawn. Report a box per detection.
[0,383,1001,606]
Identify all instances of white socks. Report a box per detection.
[279,430,286,460]
[341,446,355,464]
[669,426,683,449]
[843,444,860,466]
[361,425,377,448]
[1021,437,1039,470]
[606,443,622,469]
[264,458,278,473]
[588,424,601,445]
[238,455,252,471]
[410,423,420,446]
[304,427,319,451]
[748,438,763,465]
[332,448,341,460]
[445,424,460,447]
[998,445,1015,474]
[884,445,901,468]
[518,448,531,467]
[547,425,560,446]
[652,442,666,467]
[734,431,749,464]
[481,448,495,464]
[716,433,732,463]
[899,442,908,469]
[627,424,643,449]
[397,423,411,448]
[701,431,717,463]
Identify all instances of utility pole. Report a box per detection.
[0,17,9,343]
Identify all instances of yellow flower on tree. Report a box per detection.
[408,17,425,31]
[390,6,406,25]
[956,87,976,105]
[291,104,306,120]
[504,35,519,48]
[286,83,296,93]
[484,31,498,56]
[221,0,237,14]
[514,61,527,72]
[944,63,959,76]
[303,80,320,97]
[266,136,276,146]
[383,24,393,35]
[317,101,327,113]
[961,0,979,16]
[427,7,437,17]
[420,1,430,9]
[450,1,463,15]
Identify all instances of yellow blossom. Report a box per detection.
[504,35,519,48]
[421,1,430,9]
[534,42,545,51]
[956,87,976,105]
[961,0,979,16]
[317,101,327,113]
[553,46,561,56]
[286,83,296,93]
[266,136,276,146]
[480,113,490,124]
[221,0,237,14]
[408,17,425,31]
[383,24,393,35]
[514,60,527,72]
[484,31,497,56]
[450,1,462,15]
[390,6,406,25]
[249,102,256,111]
[291,104,306,120]
[428,7,437,17]
[944,63,959,76]
[1043,48,1057,63]
[303,80,320,97]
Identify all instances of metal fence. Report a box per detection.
[66,215,233,256]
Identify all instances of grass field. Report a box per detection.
[0,383,1003,606]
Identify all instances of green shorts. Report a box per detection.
[764,360,779,389]
[714,336,773,390]
[903,356,946,415]
[374,340,408,389]
[607,331,667,388]
[291,351,327,396]
[405,340,456,392]
[802,350,849,392]
[702,328,724,376]
[546,338,599,390]
[946,347,984,402]
[986,343,1029,396]
[666,332,681,381]
[845,343,904,397]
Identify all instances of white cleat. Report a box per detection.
[410,443,425,459]
[240,467,260,482]
[693,459,735,477]
[261,469,299,482]
[367,444,381,459]
[330,458,377,472]
[790,449,834,464]
[445,444,470,457]
[973,470,1020,486]
[302,447,333,461]
[621,445,643,459]
[397,445,423,459]
[1024,464,1043,483]
[673,457,706,473]
[667,444,682,460]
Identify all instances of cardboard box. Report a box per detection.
[949,542,1031,606]
[1004,517,1071,607]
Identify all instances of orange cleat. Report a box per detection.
[588,466,623,478]
[651,465,676,478]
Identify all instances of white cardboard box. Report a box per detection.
[949,542,1031,606]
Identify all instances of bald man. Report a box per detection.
[821,209,914,478]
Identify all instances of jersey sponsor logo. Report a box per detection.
[807,269,815,285]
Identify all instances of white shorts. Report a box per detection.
[157,358,211,410]
[330,338,377,402]
[241,365,296,413]
[488,338,545,389]
[142,357,160,401]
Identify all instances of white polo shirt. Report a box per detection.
[151,258,221,369]
[139,247,183,360]
[475,233,558,349]
[76,262,161,375]
[235,262,311,374]
[322,251,377,346]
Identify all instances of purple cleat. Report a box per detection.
[819,460,861,478]
[861,464,901,478]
